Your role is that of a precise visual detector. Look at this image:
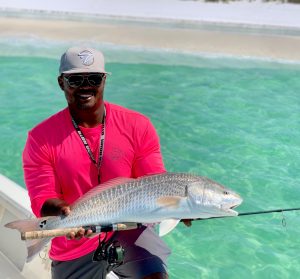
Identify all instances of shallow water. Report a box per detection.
[1,39,300,278]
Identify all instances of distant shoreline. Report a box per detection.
[1,8,300,36]
[1,5,300,62]
[1,0,300,29]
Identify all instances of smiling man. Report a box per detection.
[23,46,171,279]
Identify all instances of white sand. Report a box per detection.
[1,0,300,28]
[1,0,300,61]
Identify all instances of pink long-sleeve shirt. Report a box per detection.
[23,102,166,261]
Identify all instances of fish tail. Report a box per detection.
[5,218,52,262]
[5,218,44,232]
[26,238,51,262]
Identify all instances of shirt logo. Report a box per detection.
[110,147,124,161]
[78,50,94,66]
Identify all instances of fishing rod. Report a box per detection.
[21,207,300,240]
[190,206,300,222]
[239,207,300,216]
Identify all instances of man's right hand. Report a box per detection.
[67,227,95,240]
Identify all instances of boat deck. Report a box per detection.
[0,251,26,279]
[0,174,51,279]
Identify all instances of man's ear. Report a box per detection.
[58,75,64,91]
[102,75,107,86]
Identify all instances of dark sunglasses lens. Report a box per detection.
[87,74,103,86]
[67,75,84,87]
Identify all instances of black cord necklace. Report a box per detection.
[71,107,106,184]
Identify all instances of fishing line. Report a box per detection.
[281,211,287,228]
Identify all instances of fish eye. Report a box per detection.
[223,191,229,195]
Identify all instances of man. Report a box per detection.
[23,46,171,279]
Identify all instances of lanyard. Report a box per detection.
[71,108,106,184]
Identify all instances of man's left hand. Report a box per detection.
[181,219,193,227]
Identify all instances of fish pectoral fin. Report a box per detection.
[159,219,180,237]
[156,196,182,208]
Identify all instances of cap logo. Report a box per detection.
[78,50,94,66]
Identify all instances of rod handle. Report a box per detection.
[21,223,141,240]
[21,227,83,240]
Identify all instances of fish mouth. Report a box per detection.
[222,200,243,216]
[226,205,239,216]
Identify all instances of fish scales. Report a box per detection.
[47,173,199,229]
[5,172,243,262]
[11,173,240,231]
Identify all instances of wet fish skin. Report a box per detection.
[5,172,242,261]
[45,172,242,229]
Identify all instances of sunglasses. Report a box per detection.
[63,73,105,88]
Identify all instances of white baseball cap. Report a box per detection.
[59,46,110,74]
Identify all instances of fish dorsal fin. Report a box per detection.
[71,177,135,208]
[159,219,180,236]
[156,196,182,209]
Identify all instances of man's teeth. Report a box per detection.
[79,94,93,99]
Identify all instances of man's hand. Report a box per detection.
[66,227,95,240]
[41,198,71,217]
[41,198,95,239]
[181,219,193,227]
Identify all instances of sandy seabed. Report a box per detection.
[1,0,300,62]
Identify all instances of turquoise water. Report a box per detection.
[1,41,300,278]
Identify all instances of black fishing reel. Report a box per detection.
[93,239,125,266]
